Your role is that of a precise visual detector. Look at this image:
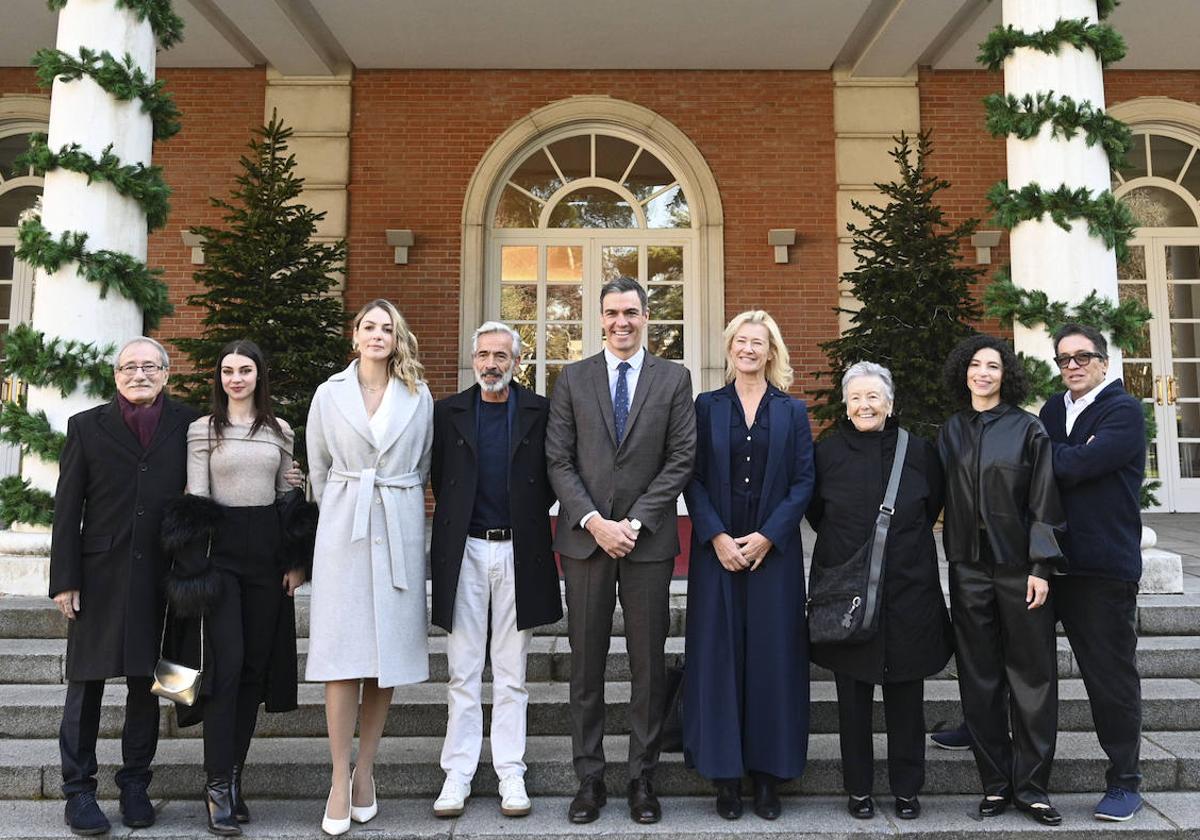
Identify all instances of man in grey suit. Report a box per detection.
[547,276,696,825]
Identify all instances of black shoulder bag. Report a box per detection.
[807,428,908,645]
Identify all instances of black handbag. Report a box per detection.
[807,428,908,645]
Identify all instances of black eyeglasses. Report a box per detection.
[1053,352,1106,369]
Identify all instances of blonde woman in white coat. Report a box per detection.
[306,299,433,835]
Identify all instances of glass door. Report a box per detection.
[0,239,34,478]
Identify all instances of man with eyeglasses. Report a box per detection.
[428,322,562,819]
[1038,322,1147,823]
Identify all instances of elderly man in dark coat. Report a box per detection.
[49,337,198,835]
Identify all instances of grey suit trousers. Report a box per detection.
[563,550,674,782]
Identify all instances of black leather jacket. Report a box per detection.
[936,402,1066,579]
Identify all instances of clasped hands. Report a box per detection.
[712,531,773,572]
[586,516,640,558]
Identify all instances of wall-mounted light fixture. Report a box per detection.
[386,229,414,264]
[180,230,206,265]
[971,230,1002,264]
[768,229,796,264]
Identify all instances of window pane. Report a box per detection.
[0,246,13,280]
[1119,284,1151,357]
[501,245,536,282]
[1178,441,1200,479]
[1122,186,1196,227]
[510,148,563,202]
[546,324,583,361]
[648,284,682,320]
[649,324,684,360]
[645,185,689,228]
[495,185,541,228]
[513,362,535,390]
[548,187,636,228]
[546,284,582,321]
[546,364,565,396]
[624,149,674,201]
[649,245,683,283]
[501,285,538,320]
[0,186,41,226]
[0,134,30,178]
[1168,283,1200,319]
[1151,134,1193,180]
[0,283,11,317]
[595,135,637,182]
[547,135,590,181]
[1167,246,1200,280]
[1172,323,1200,357]
[1173,363,1200,397]
[1181,147,1200,201]
[512,323,538,360]
[1117,133,1148,181]
[1124,362,1153,399]
[547,245,582,283]
[1118,245,1145,280]
[602,246,638,282]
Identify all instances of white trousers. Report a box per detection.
[440,537,533,783]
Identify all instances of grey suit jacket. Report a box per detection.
[547,350,697,561]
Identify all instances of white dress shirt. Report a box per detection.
[1064,378,1109,437]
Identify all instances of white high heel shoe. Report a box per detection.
[321,775,352,836]
[350,767,378,824]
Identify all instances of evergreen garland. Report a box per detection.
[1,325,116,399]
[1097,0,1119,20]
[987,181,1137,262]
[0,402,65,460]
[979,18,1126,72]
[16,220,172,328]
[0,477,54,528]
[46,0,184,49]
[33,47,181,141]
[984,92,1132,167]
[18,134,171,230]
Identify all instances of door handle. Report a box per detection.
[1168,375,1179,405]
[1156,376,1165,405]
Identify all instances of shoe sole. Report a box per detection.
[1096,807,1142,822]
[64,821,110,837]
[931,742,972,751]
[433,804,467,818]
[500,805,532,817]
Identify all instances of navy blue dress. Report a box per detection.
[682,383,815,781]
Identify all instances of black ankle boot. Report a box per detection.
[751,773,781,820]
[230,765,249,823]
[204,774,242,836]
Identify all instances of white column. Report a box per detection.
[23,0,156,495]
[1002,0,1121,373]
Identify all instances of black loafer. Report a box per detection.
[627,776,661,824]
[1019,802,1063,826]
[894,796,921,819]
[64,792,111,836]
[119,781,155,828]
[715,780,743,820]
[979,794,1011,817]
[568,777,607,824]
[848,794,875,819]
[752,775,781,820]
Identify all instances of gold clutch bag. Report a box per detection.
[150,611,203,706]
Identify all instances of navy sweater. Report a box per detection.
[1038,380,1146,582]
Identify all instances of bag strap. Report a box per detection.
[158,534,209,671]
[860,428,908,634]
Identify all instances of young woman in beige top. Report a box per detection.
[186,340,303,836]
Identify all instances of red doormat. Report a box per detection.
[550,517,692,578]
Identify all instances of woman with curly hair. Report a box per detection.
[305,299,433,835]
[937,334,1066,827]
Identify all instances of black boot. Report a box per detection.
[230,765,249,823]
[204,774,242,836]
[751,773,781,820]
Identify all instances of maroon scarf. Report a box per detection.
[116,392,164,450]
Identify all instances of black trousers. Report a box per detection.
[950,558,1057,806]
[834,674,925,798]
[562,552,674,782]
[1055,574,1142,791]
[203,505,282,775]
[60,676,159,796]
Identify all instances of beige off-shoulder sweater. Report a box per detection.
[186,416,294,506]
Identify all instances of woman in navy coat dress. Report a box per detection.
[683,310,815,821]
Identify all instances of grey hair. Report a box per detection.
[841,361,894,402]
[116,337,170,368]
[472,321,521,357]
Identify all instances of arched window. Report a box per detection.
[489,129,696,394]
[1112,128,1200,227]
[0,125,43,342]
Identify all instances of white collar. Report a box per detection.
[1064,378,1110,409]
[604,346,645,371]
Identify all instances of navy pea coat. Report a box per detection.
[681,385,815,780]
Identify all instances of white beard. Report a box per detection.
[476,366,514,394]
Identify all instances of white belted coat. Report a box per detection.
[305,361,433,687]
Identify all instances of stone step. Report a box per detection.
[7,635,1200,686]
[3,793,1199,838]
[3,679,1198,740]
[2,731,1196,800]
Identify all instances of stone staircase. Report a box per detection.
[1,581,1199,838]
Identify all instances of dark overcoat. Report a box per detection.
[50,397,199,681]
[807,420,953,684]
[682,386,814,780]
[430,382,562,632]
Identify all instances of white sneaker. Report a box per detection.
[433,777,471,818]
[499,776,532,817]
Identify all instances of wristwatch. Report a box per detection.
[629,518,642,533]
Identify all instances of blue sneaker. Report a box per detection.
[1095,787,1142,821]
[930,721,973,750]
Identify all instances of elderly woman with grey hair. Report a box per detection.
[806,361,952,821]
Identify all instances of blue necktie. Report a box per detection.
[614,361,631,444]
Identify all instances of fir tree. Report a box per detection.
[811,131,982,439]
[172,113,349,458]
